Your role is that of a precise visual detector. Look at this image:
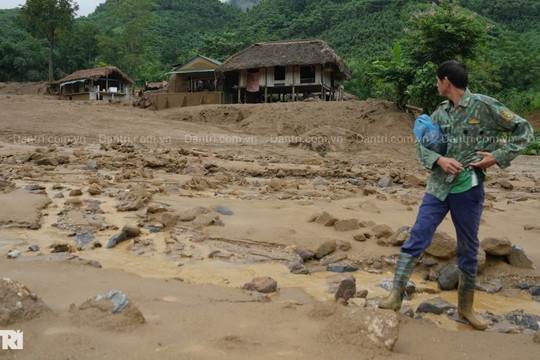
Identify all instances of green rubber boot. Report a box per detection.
[458,270,488,330]
[378,252,417,311]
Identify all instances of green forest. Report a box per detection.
[1,0,539,115]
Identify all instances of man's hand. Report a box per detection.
[436,156,465,175]
[469,151,497,169]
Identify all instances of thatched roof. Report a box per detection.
[59,66,134,84]
[217,39,352,79]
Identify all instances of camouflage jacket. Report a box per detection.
[416,88,534,201]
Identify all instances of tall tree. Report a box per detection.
[97,0,158,88]
[19,0,78,82]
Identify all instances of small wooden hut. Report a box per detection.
[216,39,352,103]
[58,66,134,100]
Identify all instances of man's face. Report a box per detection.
[436,76,449,97]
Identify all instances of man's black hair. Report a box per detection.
[436,60,468,89]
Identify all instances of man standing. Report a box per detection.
[378,60,533,330]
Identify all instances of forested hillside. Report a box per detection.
[1,0,539,112]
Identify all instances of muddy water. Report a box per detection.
[1,181,539,332]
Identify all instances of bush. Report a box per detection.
[523,128,540,155]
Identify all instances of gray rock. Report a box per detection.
[215,205,233,215]
[417,296,456,314]
[294,247,315,261]
[505,309,540,331]
[380,279,416,294]
[75,227,95,246]
[326,264,359,273]
[530,285,540,296]
[516,283,530,290]
[24,185,46,191]
[438,263,459,290]
[320,252,348,266]
[508,245,535,269]
[28,245,40,252]
[106,231,128,249]
[476,278,503,294]
[287,256,310,275]
[426,231,456,259]
[93,290,131,313]
[378,177,392,188]
[481,236,512,256]
[84,162,98,170]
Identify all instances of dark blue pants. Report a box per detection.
[401,185,484,274]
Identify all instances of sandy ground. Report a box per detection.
[0,82,539,359]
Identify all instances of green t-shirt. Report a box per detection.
[449,168,484,194]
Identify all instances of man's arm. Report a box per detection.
[487,106,534,169]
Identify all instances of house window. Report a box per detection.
[274,66,285,82]
[300,66,316,84]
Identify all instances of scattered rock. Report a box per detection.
[88,184,102,195]
[530,286,540,296]
[334,276,356,303]
[508,245,535,269]
[425,231,456,259]
[0,278,51,326]
[179,206,209,221]
[147,204,168,214]
[106,231,128,249]
[505,309,540,331]
[437,263,459,290]
[71,290,145,330]
[371,224,393,239]
[334,219,359,232]
[7,250,21,259]
[50,242,75,253]
[352,233,367,242]
[314,240,337,259]
[389,225,411,246]
[28,245,40,252]
[293,247,315,261]
[215,205,233,215]
[499,180,513,190]
[481,236,512,256]
[476,278,503,294]
[242,276,277,293]
[75,227,95,246]
[326,264,359,273]
[69,188,83,196]
[314,211,338,227]
[122,224,141,238]
[417,296,456,315]
[287,256,310,274]
[377,177,392,188]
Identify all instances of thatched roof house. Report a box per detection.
[216,39,352,103]
[218,39,352,79]
[59,66,134,101]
